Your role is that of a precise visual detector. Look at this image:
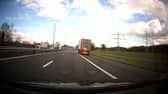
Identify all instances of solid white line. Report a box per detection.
[0,52,60,61]
[79,55,118,79]
[42,60,54,68]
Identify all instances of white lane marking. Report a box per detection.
[0,52,61,61]
[79,55,118,79]
[42,60,54,68]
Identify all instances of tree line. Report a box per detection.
[0,22,35,48]
[98,43,168,54]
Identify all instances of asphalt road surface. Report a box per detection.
[0,47,161,84]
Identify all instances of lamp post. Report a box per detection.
[52,19,60,48]
[53,23,56,48]
[149,23,155,53]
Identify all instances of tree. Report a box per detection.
[1,22,10,32]
[75,45,78,50]
[101,44,106,50]
[91,42,95,50]
[0,22,12,43]
[15,36,22,44]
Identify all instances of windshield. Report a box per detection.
[0,0,168,88]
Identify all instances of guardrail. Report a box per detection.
[0,47,61,59]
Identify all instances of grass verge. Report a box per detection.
[0,49,61,59]
[91,50,168,73]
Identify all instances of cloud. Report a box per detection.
[149,19,162,33]
[57,21,133,47]
[16,0,168,46]
[16,0,168,24]
[11,31,35,43]
[108,0,168,45]
[16,0,136,21]
[131,21,161,36]
[68,0,134,21]
[127,19,168,44]
[112,0,168,39]
[155,36,168,44]
[161,0,168,5]
[109,0,168,21]
[16,0,69,20]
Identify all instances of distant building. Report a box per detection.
[35,43,40,48]
[36,42,49,48]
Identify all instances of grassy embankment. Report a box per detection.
[91,50,168,73]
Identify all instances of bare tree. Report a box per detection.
[1,22,10,32]
[0,22,12,43]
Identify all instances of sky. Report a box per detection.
[0,0,168,47]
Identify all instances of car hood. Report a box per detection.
[1,79,167,94]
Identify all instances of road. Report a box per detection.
[0,47,160,84]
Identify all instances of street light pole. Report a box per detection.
[51,19,60,49]
[53,23,56,48]
[145,30,149,53]
[151,27,155,53]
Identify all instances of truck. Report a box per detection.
[78,39,91,55]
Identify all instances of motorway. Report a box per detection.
[0,47,161,84]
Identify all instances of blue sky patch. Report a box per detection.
[61,0,74,7]
[68,7,87,17]
[99,0,116,9]
[127,13,165,24]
